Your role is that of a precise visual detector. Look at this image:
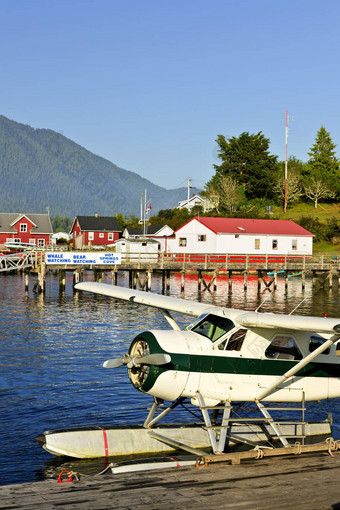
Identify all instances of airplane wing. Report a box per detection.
[236,311,340,335]
[74,282,218,318]
[75,282,340,335]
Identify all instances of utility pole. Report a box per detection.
[284,110,288,214]
[187,177,191,206]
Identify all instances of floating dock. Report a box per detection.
[2,445,340,509]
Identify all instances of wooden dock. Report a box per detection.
[2,449,340,509]
[39,252,340,293]
[2,250,339,294]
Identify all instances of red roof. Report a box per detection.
[176,217,314,236]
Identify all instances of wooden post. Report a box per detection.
[302,271,306,291]
[25,272,29,292]
[181,271,185,293]
[133,271,137,289]
[257,272,261,293]
[285,272,289,293]
[35,262,46,294]
[94,270,102,283]
[198,270,202,291]
[166,270,170,294]
[243,271,248,291]
[162,271,166,294]
[312,271,317,288]
[112,269,118,286]
[213,270,217,291]
[59,270,66,292]
[73,271,80,285]
[147,270,152,291]
[274,272,277,290]
[328,270,333,289]
[129,270,133,288]
[228,270,232,294]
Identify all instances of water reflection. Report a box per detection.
[0,271,339,485]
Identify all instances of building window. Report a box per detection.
[179,238,187,247]
[198,235,206,242]
[29,239,36,245]
[20,224,27,232]
[272,239,278,250]
[254,239,260,250]
[108,233,113,241]
[99,233,104,238]
[38,239,45,247]
[88,232,94,241]
[292,239,297,250]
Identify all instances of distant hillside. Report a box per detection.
[0,115,200,217]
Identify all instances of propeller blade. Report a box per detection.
[136,353,171,366]
[103,353,171,369]
[103,357,126,368]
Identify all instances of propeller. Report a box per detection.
[103,353,171,369]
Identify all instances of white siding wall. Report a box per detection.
[166,219,313,255]
[167,220,216,253]
[215,234,313,255]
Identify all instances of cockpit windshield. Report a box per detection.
[185,313,235,342]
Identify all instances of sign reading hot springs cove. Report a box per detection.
[45,252,122,265]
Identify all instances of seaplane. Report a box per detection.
[37,282,340,461]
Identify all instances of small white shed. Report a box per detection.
[114,238,161,262]
[122,224,173,252]
[166,217,314,255]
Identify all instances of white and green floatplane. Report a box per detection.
[37,282,340,459]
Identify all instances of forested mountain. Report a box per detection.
[0,115,199,217]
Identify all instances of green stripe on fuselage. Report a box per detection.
[133,332,340,394]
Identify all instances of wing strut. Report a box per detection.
[256,326,340,402]
[162,310,181,331]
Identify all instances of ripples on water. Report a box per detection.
[0,271,339,485]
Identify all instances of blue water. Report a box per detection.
[0,271,339,485]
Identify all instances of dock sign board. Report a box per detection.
[45,252,121,265]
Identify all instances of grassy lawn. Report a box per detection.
[313,240,340,255]
[273,202,340,221]
[269,202,340,256]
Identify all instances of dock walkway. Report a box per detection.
[1,450,340,509]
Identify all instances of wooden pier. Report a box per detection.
[27,251,340,294]
[2,447,340,509]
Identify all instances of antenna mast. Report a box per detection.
[284,110,288,214]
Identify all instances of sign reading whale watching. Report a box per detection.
[46,252,121,265]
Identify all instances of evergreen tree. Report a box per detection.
[211,132,278,199]
[304,126,340,197]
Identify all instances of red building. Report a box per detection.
[70,215,122,249]
[0,213,52,248]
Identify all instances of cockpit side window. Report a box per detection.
[226,329,247,351]
[187,314,235,342]
[309,335,330,355]
[265,335,302,360]
[217,328,247,351]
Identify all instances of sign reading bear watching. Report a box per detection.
[45,252,121,265]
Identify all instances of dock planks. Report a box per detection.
[1,450,340,509]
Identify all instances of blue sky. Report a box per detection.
[1,0,340,190]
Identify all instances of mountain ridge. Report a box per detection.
[0,115,200,217]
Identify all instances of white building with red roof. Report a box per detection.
[166,217,314,255]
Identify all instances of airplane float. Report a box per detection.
[37,281,340,460]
